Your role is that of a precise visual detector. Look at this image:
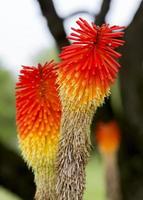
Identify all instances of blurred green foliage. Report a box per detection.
[0,187,21,200]
[84,154,105,200]
[0,67,17,149]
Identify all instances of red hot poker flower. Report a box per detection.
[56,18,125,199]
[16,62,60,139]
[58,18,125,107]
[96,121,122,200]
[16,62,61,200]
[96,121,121,154]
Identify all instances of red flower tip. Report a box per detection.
[68,18,125,47]
[16,62,61,138]
[58,18,125,106]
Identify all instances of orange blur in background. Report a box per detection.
[96,121,121,154]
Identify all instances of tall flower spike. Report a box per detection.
[16,62,61,200]
[96,121,121,200]
[56,18,125,200]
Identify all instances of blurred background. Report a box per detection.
[0,0,143,199]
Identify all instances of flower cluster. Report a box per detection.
[16,62,61,168]
[16,18,125,200]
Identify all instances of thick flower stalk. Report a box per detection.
[16,62,61,200]
[96,121,121,200]
[56,18,125,200]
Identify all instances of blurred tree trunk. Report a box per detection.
[119,1,143,200]
[95,0,111,25]
[0,143,35,200]
[37,0,69,50]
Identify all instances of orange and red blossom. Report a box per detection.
[96,121,121,154]
[16,62,61,168]
[58,18,125,107]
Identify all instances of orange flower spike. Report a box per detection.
[96,121,122,200]
[56,18,125,200]
[58,18,125,107]
[96,121,121,154]
[16,62,61,200]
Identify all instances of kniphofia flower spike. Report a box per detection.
[16,62,61,200]
[96,121,121,200]
[96,121,121,154]
[58,18,125,107]
[56,18,125,200]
